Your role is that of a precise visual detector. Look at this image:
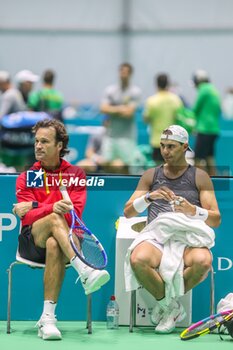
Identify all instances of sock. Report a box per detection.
[169,298,179,308]
[156,297,167,310]
[70,255,92,275]
[42,300,57,316]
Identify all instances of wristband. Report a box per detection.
[133,195,150,213]
[193,206,208,221]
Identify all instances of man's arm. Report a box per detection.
[13,201,34,218]
[100,103,136,119]
[195,168,221,227]
[124,169,152,218]
[100,86,141,119]
[14,173,77,225]
[14,173,54,223]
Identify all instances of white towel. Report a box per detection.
[124,212,215,306]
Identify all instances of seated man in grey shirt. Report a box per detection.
[0,71,26,120]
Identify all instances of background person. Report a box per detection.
[124,125,221,334]
[13,119,110,340]
[15,69,39,104]
[144,73,183,164]
[192,69,221,176]
[28,69,64,120]
[0,70,25,120]
[100,62,142,173]
[0,70,27,171]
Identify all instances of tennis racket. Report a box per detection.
[180,309,233,340]
[60,186,108,270]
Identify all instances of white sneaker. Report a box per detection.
[155,300,186,334]
[36,314,62,340]
[80,267,110,295]
[150,303,165,325]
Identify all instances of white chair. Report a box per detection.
[7,249,92,334]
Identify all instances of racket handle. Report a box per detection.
[60,186,72,203]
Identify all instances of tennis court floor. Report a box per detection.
[0,321,232,350]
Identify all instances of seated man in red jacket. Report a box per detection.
[13,119,110,340]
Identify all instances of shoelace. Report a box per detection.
[35,315,57,327]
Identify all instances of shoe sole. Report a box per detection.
[38,330,62,340]
[155,326,175,334]
[85,272,110,295]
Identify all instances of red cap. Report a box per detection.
[110,295,116,300]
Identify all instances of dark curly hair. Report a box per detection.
[32,119,69,157]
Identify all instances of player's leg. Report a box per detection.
[44,236,67,301]
[183,246,212,292]
[130,241,164,299]
[38,237,67,340]
[31,212,76,260]
[114,138,136,174]
[194,133,208,171]
[155,247,212,334]
[130,241,186,333]
[206,134,218,176]
[32,213,110,295]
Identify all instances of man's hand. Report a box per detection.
[149,186,176,202]
[53,200,73,215]
[12,202,33,218]
[171,196,196,216]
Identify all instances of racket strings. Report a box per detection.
[182,314,231,339]
[81,232,105,268]
[70,227,106,269]
[193,316,224,334]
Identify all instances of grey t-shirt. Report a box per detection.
[0,88,26,119]
[148,165,201,223]
[101,84,141,139]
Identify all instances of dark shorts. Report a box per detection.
[18,226,46,264]
[194,133,218,159]
[152,147,164,163]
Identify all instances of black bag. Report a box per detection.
[225,318,233,338]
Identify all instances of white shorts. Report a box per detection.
[146,239,164,253]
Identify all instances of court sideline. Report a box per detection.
[0,321,232,350]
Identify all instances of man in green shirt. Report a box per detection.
[28,69,64,120]
[192,70,221,175]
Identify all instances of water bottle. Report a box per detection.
[106,295,119,329]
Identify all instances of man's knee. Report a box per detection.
[193,251,212,274]
[130,251,149,272]
[49,212,66,227]
[46,237,62,257]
